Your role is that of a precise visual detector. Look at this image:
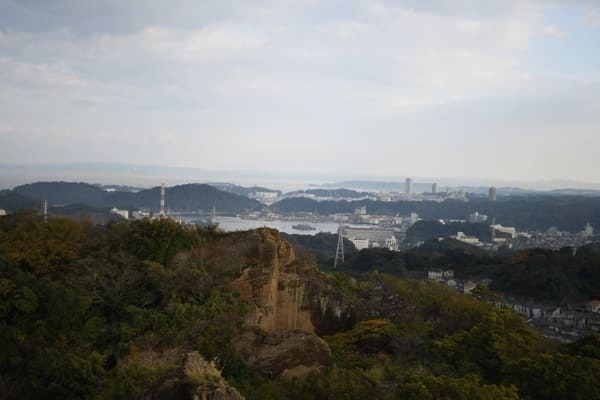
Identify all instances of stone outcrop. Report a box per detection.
[183,352,245,400]
[232,328,330,378]
[123,349,244,400]
[226,228,357,376]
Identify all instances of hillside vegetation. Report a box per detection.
[0,212,599,399]
[9,182,262,213]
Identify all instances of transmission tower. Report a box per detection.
[334,223,345,268]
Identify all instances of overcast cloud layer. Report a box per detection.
[1,0,599,183]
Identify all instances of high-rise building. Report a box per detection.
[489,187,497,201]
[432,183,438,194]
[405,177,413,195]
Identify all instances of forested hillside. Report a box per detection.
[0,212,599,399]
[10,182,263,213]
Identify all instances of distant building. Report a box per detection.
[111,208,129,219]
[446,190,467,202]
[493,224,517,239]
[132,210,150,219]
[454,231,482,246]
[345,227,397,249]
[385,236,398,251]
[583,222,594,237]
[0,209,6,217]
[431,183,438,194]
[248,191,279,204]
[469,212,488,223]
[428,269,454,281]
[405,177,413,195]
[517,232,532,239]
[350,238,370,250]
[489,187,497,201]
[354,205,367,216]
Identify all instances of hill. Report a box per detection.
[11,182,263,213]
[1,213,599,399]
[13,182,108,206]
[0,213,599,398]
[0,190,41,212]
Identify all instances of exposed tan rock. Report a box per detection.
[230,228,356,337]
[199,228,358,377]
[232,328,330,378]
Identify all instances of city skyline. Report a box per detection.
[1,1,599,182]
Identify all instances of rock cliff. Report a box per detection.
[224,228,357,376]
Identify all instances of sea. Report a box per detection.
[177,215,341,235]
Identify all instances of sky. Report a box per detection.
[1,0,599,185]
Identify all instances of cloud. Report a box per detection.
[584,9,600,27]
[0,57,91,90]
[542,25,565,37]
[96,24,268,64]
[0,0,598,182]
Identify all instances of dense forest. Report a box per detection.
[1,212,599,399]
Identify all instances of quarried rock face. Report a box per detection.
[228,228,357,376]
[230,228,356,336]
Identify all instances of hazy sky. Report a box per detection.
[1,0,599,183]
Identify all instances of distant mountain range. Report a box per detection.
[2,182,263,214]
[3,162,600,193]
